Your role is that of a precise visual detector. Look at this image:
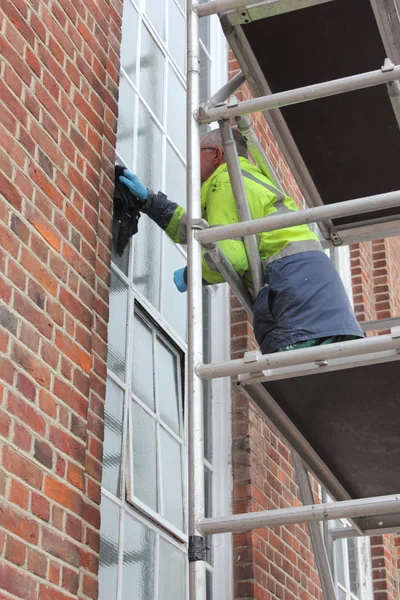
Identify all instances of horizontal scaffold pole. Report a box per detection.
[196,331,400,379]
[197,493,400,535]
[197,65,400,123]
[195,189,400,245]
[193,0,333,19]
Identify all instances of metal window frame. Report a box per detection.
[186,1,400,600]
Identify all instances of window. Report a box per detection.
[333,530,373,599]
[100,0,231,598]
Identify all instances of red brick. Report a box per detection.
[5,535,26,566]
[7,391,46,436]
[44,475,83,515]
[0,562,37,600]
[41,528,80,568]
[9,478,29,511]
[31,492,50,523]
[62,566,79,595]
[55,331,92,374]
[0,500,39,544]
[13,422,32,453]
[28,548,48,579]
[13,291,53,340]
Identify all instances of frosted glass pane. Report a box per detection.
[200,16,210,51]
[199,46,210,104]
[337,589,346,600]
[102,379,124,495]
[165,143,186,209]
[159,539,186,600]
[167,66,186,158]
[334,540,346,587]
[136,102,162,191]
[132,214,161,310]
[162,238,187,342]
[116,74,135,168]
[202,289,212,462]
[132,401,157,511]
[99,496,120,600]
[204,466,213,565]
[160,428,183,530]
[145,0,165,39]
[156,338,180,432]
[108,272,128,379]
[132,315,155,410]
[140,25,164,120]
[120,1,138,80]
[347,538,361,597]
[111,212,129,275]
[168,0,185,73]
[122,515,155,600]
[206,570,213,600]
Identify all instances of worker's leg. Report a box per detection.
[276,335,359,353]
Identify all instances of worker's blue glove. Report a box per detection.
[174,268,187,293]
[119,170,148,202]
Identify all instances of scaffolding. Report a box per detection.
[185,1,400,598]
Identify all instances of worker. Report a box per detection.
[119,129,363,354]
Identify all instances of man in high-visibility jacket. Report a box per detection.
[119,129,363,354]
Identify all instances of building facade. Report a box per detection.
[0,1,399,600]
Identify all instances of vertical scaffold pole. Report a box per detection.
[292,453,337,600]
[187,1,207,599]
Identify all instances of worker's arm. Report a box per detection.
[119,170,248,287]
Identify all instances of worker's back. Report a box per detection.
[201,156,322,268]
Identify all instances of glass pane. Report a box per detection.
[116,74,135,168]
[156,338,181,432]
[159,539,186,600]
[132,315,155,410]
[120,0,138,80]
[132,215,162,309]
[199,14,210,51]
[167,66,186,158]
[136,102,162,191]
[168,0,185,73]
[111,211,129,275]
[140,25,164,121]
[337,588,346,600]
[165,143,186,209]
[199,46,210,104]
[203,289,212,463]
[160,428,184,530]
[99,496,120,600]
[204,466,213,565]
[122,514,155,600]
[145,0,165,39]
[162,238,187,342]
[132,401,157,511]
[175,0,185,13]
[108,272,128,379]
[334,539,346,587]
[206,570,213,600]
[347,538,361,597]
[102,379,124,495]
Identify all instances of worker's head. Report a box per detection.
[200,128,248,184]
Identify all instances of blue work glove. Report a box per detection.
[119,170,148,202]
[174,268,187,293]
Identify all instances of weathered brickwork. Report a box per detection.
[0,1,123,598]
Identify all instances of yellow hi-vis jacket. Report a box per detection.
[164,157,322,287]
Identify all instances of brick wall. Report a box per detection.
[0,1,122,598]
[228,51,400,599]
